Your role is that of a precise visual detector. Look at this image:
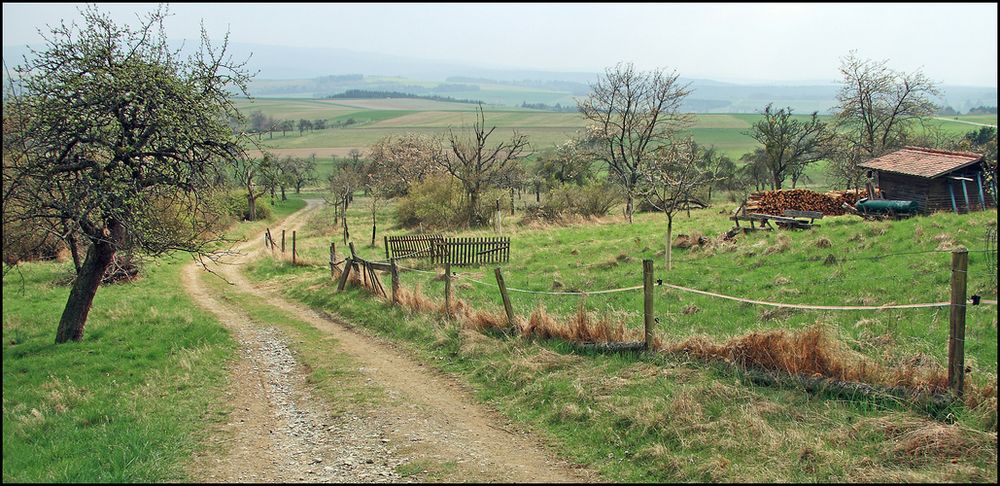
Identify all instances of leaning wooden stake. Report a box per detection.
[390,258,400,305]
[444,262,453,319]
[495,267,515,329]
[292,230,297,264]
[948,247,969,398]
[643,259,654,351]
[337,257,353,291]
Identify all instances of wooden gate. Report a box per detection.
[430,236,510,266]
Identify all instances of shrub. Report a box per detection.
[396,175,467,229]
[218,192,271,221]
[525,182,619,222]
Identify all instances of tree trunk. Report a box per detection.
[247,191,257,221]
[370,208,377,246]
[55,222,122,343]
[510,188,515,216]
[664,214,673,272]
[342,197,350,244]
[625,194,634,223]
[280,185,287,201]
[467,190,480,227]
[62,220,82,274]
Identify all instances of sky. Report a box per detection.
[3,2,997,86]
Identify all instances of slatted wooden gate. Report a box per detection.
[385,235,443,260]
[430,236,510,266]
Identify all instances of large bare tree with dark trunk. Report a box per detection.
[834,51,939,158]
[441,103,529,227]
[578,63,693,223]
[3,5,253,343]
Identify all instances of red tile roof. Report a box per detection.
[859,146,984,179]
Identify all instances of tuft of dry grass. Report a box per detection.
[853,414,997,466]
[814,237,832,249]
[520,303,640,344]
[765,234,791,254]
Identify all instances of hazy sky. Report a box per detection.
[3,3,997,86]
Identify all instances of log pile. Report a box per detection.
[746,189,865,216]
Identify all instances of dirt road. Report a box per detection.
[183,200,592,483]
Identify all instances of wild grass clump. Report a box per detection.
[520,304,640,344]
[852,415,997,466]
[765,234,792,254]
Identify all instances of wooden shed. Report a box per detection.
[859,146,997,214]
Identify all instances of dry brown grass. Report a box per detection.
[853,414,997,466]
[520,304,641,344]
[659,325,976,398]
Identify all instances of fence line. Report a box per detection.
[660,283,962,311]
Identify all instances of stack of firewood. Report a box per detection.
[746,189,865,216]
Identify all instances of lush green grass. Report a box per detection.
[2,256,234,482]
[244,197,998,482]
[1,197,304,482]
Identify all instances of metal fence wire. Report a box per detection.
[987,226,998,291]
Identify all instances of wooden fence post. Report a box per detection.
[495,267,515,329]
[292,231,297,264]
[337,257,353,291]
[330,242,336,277]
[384,235,389,261]
[948,247,969,398]
[643,259,654,351]
[390,258,400,305]
[281,229,286,253]
[444,262,452,319]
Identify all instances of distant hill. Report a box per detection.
[4,41,996,114]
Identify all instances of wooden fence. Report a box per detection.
[385,235,443,261]
[431,236,510,266]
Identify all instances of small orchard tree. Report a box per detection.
[3,5,252,343]
[578,62,692,223]
[642,139,715,271]
[534,137,596,189]
[328,159,363,242]
[367,133,445,196]
[744,104,834,190]
[232,152,276,221]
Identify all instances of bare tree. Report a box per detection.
[642,139,715,271]
[835,51,939,158]
[441,103,530,227]
[578,63,692,223]
[744,104,833,190]
[328,159,363,243]
[3,5,252,343]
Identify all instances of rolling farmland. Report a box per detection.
[236,97,996,185]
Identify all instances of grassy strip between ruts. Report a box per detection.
[245,253,998,482]
[1,196,304,482]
